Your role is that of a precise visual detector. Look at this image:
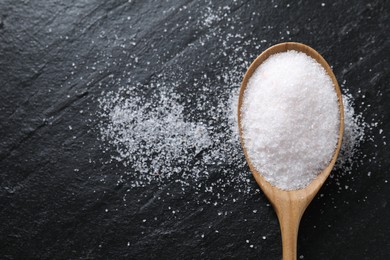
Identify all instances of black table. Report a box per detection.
[1,0,389,259]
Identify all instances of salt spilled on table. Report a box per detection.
[240,50,340,190]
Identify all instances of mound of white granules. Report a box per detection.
[240,50,340,190]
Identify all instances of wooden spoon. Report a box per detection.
[237,42,344,260]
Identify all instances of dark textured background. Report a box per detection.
[0,0,389,259]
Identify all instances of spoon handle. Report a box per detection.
[276,201,304,260]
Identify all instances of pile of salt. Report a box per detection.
[240,50,340,190]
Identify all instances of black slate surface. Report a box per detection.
[0,0,389,259]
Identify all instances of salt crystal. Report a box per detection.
[241,51,340,190]
[96,7,378,205]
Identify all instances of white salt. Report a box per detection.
[96,3,378,203]
[240,51,340,190]
[334,93,366,172]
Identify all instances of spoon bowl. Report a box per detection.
[238,42,344,260]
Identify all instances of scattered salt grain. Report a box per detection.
[95,2,381,207]
[334,93,369,172]
[240,51,340,190]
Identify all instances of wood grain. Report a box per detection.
[238,42,344,260]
